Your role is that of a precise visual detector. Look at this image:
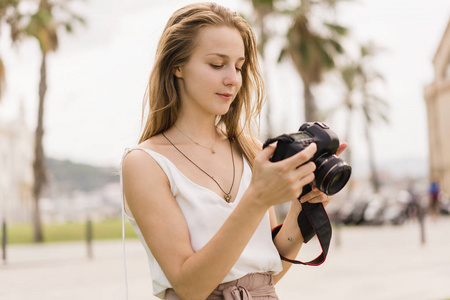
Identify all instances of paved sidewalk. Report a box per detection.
[1,217,449,299]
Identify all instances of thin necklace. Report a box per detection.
[162,132,236,203]
[173,124,217,154]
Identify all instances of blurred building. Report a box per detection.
[0,103,34,224]
[424,19,450,195]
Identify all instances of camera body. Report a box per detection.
[266,122,351,196]
[270,122,339,163]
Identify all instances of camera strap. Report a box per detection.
[272,189,332,266]
[264,135,332,266]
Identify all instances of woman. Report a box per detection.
[121,2,346,299]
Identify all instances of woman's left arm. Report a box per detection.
[271,142,348,283]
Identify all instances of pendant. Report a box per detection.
[224,194,231,203]
[211,149,216,154]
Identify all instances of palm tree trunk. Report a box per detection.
[303,83,316,121]
[264,88,273,138]
[33,52,48,243]
[343,96,353,168]
[258,18,273,140]
[0,57,5,101]
[364,122,380,192]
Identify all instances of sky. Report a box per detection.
[1,0,449,178]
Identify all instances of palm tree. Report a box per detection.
[359,45,389,192]
[247,0,278,139]
[250,0,275,57]
[0,56,5,101]
[0,0,22,101]
[335,43,389,192]
[336,61,358,167]
[278,0,348,122]
[23,0,84,242]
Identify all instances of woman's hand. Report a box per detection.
[272,142,349,283]
[336,142,348,157]
[299,185,331,206]
[276,142,348,227]
[248,142,317,209]
[299,142,348,206]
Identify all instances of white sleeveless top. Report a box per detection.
[120,147,282,299]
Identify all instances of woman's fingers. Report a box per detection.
[258,142,277,162]
[298,172,315,188]
[282,143,317,169]
[299,187,331,204]
[252,142,320,206]
[289,142,347,206]
[336,142,348,157]
[300,193,328,204]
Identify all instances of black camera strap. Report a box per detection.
[264,135,332,266]
[272,187,332,266]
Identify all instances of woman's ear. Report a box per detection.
[173,66,183,78]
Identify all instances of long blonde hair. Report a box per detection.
[139,2,265,168]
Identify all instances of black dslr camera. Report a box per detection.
[263,122,351,197]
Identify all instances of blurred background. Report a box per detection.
[0,0,449,299]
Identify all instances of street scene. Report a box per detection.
[1,217,449,299]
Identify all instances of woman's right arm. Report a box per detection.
[122,143,316,300]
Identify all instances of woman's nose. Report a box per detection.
[223,68,240,86]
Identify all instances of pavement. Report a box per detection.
[1,216,449,300]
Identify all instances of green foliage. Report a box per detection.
[0,0,22,100]
[24,0,86,53]
[251,0,275,10]
[4,218,137,244]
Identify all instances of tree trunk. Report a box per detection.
[258,16,273,140]
[33,53,48,243]
[364,122,380,193]
[0,58,5,101]
[343,96,353,168]
[303,83,316,122]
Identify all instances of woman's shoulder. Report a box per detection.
[129,134,170,156]
[137,133,167,152]
[123,134,169,177]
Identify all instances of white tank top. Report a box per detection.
[120,147,282,299]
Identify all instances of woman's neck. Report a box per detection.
[174,115,219,145]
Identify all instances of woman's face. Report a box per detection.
[174,26,245,117]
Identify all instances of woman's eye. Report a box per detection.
[210,64,242,72]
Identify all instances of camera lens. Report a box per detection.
[314,155,352,195]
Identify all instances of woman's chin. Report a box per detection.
[214,105,233,117]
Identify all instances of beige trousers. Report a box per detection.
[164,272,279,300]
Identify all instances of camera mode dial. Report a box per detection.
[314,122,329,129]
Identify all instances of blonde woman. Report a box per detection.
[121,2,346,299]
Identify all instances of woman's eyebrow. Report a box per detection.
[206,53,245,62]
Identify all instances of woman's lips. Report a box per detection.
[217,93,233,101]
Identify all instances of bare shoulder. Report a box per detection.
[122,135,174,218]
[122,135,168,183]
